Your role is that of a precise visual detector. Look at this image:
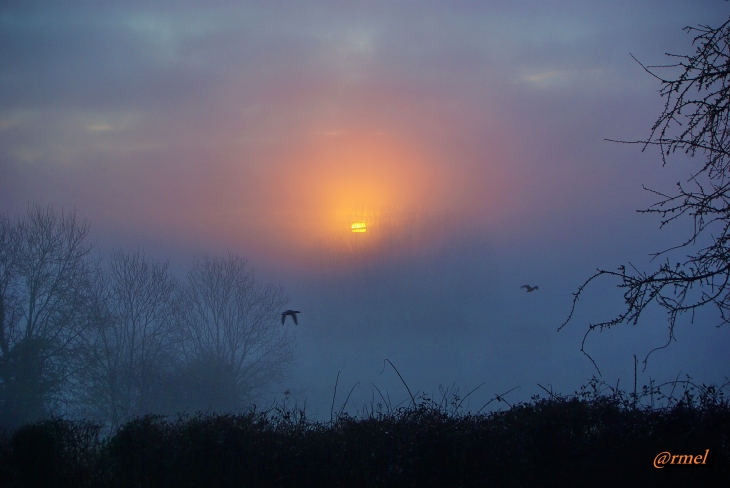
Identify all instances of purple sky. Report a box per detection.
[1,1,728,417]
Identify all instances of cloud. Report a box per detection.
[1,0,727,264]
[0,120,18,131]
[86,124,116,132]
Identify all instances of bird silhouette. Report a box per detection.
[521,285,539,292]
[281,310,300,325]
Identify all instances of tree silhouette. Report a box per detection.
[82,249,180,422]
[0,205,96,427]
[176,252,293,412]
[561,15,730,372]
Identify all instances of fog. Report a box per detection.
[276,217,730,420]
[1,0,729,425]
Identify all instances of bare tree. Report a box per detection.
[0,214,22,360]
[83,250,180,422]
[0,205,96,428]
[561,16,730,372]
[177,253,293,413]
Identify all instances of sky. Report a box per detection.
[1,0,729,419]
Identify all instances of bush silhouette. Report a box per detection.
[10,418,102,488]
[0,378,727,487]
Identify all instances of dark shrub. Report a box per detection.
[10,418,103,488]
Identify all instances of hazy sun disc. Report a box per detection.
[351,222,367,233]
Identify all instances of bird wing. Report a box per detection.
[292,313,298,325]
[521,285,529,290]
[281,313,286,325]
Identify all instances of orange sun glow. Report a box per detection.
[272,132,437,245]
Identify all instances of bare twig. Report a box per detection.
[330,371,340,422]
[380,359,415,406]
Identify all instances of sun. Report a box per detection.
[265,130,444,262]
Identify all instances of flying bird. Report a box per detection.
[521,285,539,292]
[281,310,300,325]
